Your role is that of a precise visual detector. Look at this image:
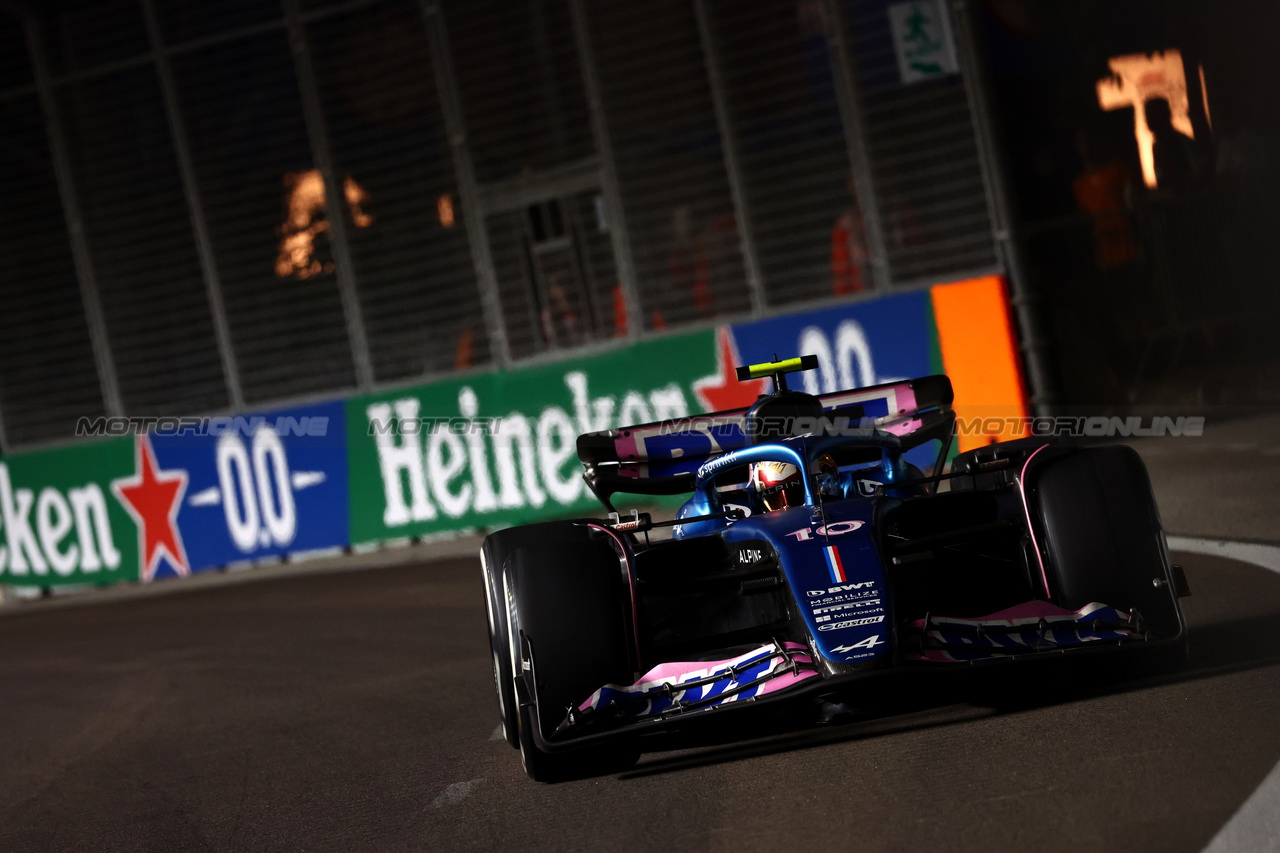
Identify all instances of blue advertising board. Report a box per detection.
[728,289,940,396]
[148,401,348,577]
[728,290,946,471]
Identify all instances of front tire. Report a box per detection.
[479,543,519,749]
[480,522,598,750]
[1034,445,1187,668]
[507,539,640,782]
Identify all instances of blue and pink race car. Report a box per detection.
[481,357,1190,781]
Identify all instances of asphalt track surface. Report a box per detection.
[1,417,1278,852]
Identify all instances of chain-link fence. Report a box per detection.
[0,0,1001,450]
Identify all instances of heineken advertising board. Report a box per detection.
[0,277,1027,589]
[0,402,348,586]
[347,330,722,544]
[0,438,138,585]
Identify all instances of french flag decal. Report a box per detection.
[824,545,846,584]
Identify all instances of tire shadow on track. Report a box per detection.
[614,553,1280,780]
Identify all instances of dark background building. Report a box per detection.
[977,0,1280,408]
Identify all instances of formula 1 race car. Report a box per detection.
[481,357,1191,781]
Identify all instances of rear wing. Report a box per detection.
[578,375,953,503]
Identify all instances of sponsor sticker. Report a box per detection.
[807,581,876,597]
[813,599,882,617]
[818,614,886,632]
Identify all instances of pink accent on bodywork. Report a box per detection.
[1018,443,1052,597]
[905,600,1133,662]
[819,382,917,420]
[578,641,816,711]
[906,599,1118,631]
[587,523,643,671]
[607,381,924,469]
[614,433,640,464]
[882,417,923,437]
[755,663,820,697]
[887,384,917,417]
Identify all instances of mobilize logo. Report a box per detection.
[813,599,882,618]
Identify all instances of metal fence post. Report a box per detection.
[141,0,244,410]
[693,0,767,317]
[952,0,1056,413]
[0,391,9,454]
[26,16,124,418]
[420,1,510,367]
[282,0,374,391]
[567,0,642,338]
[818,0,891,292]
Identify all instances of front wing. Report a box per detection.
[544,599,1149,744]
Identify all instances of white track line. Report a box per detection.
[1173,538,1280,853]
[1203,770,1280,853]
[1167,537,1280,574]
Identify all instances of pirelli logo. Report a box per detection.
[813,599,882,620]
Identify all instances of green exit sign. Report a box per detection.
[889,0,960,84]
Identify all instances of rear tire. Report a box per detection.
[507,539,640,782]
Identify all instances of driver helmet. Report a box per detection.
[752,460,803,512]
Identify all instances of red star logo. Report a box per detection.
[112,435,190,582]
[693,326,769,412]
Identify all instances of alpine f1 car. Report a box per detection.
[481,357,1190,781]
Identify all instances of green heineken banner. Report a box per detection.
[0,438,140,586]
[347,329,733,544]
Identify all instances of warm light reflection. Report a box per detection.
[1096,50,1194,189]
[1199,63,1211,132]
[275,169,374,279]
[438,193,455,229]
[344,176,374,228]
